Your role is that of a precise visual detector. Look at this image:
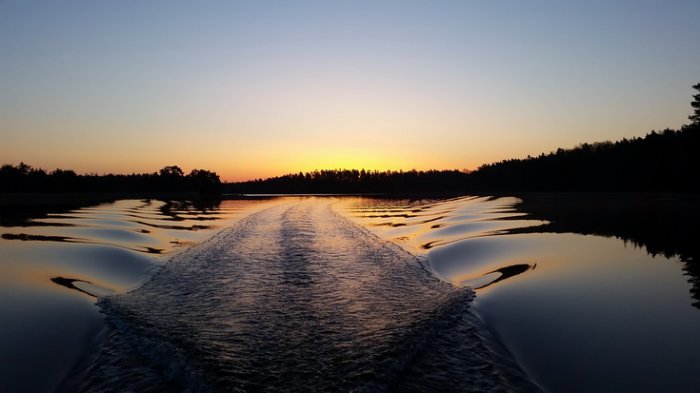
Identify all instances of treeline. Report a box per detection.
[0,165,222,195]
[5,84,700,195]
[229,82,700,194]
[225,169,467,194]
[4,125,698,196]
[226,124,699,194]
[469,123,699,192]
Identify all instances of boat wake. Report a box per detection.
[74,198,538,392]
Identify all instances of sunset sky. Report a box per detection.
[2,1,699,182]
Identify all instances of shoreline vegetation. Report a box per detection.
[226,123,698,195]
[2,124,698,196]
[3,84,699,196]
[0,165,222,195]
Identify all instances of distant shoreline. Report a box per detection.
[4,125,698,196]
[0,191,200,206]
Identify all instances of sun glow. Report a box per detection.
[1,1,698,182]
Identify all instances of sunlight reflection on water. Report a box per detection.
[0,198,276,393]
[340,195,700,393]
[340,196,544,287]
[2,195,700,393]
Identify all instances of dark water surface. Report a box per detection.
[1,194,699,392]
[342,194,700,393]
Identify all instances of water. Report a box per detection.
[0,198,276,392]
[76,199,534,392]
[341,194,700,393]
[1,194,699,392]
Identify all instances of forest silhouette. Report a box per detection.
[226,124,699,194]
[0,165,221,195]
[228,83,699,194]
[2,82,699,195]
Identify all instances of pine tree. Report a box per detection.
[690,82,700,125]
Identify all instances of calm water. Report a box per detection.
[1,195,699,392]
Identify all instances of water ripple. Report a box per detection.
[78,199,539,392]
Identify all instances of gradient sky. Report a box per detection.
[2,0,699,181]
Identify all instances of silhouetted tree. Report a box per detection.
[187,169,222,195]
[158,165,186,191]
[690,82,700,125]
[159,165,184,177]
[48,169,78,192]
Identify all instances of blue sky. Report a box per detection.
[1,0,699,180]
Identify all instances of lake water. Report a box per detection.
[1,195,699,392]
[0,198,277,392]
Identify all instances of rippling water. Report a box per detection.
[2,195,700,392]
[77,199,536,392]
[340,195,700,393]
[0,198,276,392]
[340,196,542,288]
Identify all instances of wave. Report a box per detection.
[74,199,539,392]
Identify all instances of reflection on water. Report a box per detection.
[342,196,543,288]
[511,193,700,308]
[3,194,700,393]
[475,263,535,290]
[1,198,277,291]
[341,194,700,393]
[50,277,111,298]
[0,198,275,393]
[79,199,539,392]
